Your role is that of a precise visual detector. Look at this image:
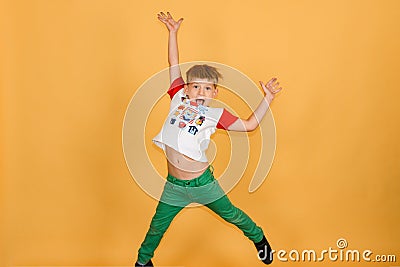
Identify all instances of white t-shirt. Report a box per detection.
[152,77,238,162]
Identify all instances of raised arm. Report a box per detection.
[157,12,184,84]
[227,78,283,132]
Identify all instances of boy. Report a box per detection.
[135,12,282,267]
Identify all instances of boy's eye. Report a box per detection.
[206,87,211,90]
[193,85,199,89]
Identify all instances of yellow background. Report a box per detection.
[1,0,399,267]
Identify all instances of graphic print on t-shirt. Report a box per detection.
[169,100,207,135]
[188,125,199,135]
[195,116,205,126]
[180,107,197,123]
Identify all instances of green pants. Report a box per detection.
[137,167,264,264]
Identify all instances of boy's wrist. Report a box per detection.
[263,95,273,105]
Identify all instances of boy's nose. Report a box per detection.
[198,87,205,95]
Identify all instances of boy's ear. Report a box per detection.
[213,86,219,97]
[184,84,188,93]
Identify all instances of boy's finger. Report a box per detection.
[158,16,167,23]
[267,77,277,85]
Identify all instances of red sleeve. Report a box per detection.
[167,77,185,99]
[216,108,239,130]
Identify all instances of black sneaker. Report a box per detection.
[254,235,273,264]
[135,260,153,267]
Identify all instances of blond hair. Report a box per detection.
[186,64,223,86]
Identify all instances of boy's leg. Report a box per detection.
[205,194,264,243]
[204,191,273,264]
[137,181,188,264]
[137,200,184,264]
[192,167,264,242]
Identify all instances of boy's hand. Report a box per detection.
[259,78,283,103]
[157,12,183,33]
[227,77,283,132]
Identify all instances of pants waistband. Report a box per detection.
[167,166,214,187]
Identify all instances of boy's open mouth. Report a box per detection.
[196,99,205,105]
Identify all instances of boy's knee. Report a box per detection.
[148,219,172,235]
[221,207,242,221]
[148,225,166,236]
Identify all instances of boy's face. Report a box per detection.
[184,78,218,106]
